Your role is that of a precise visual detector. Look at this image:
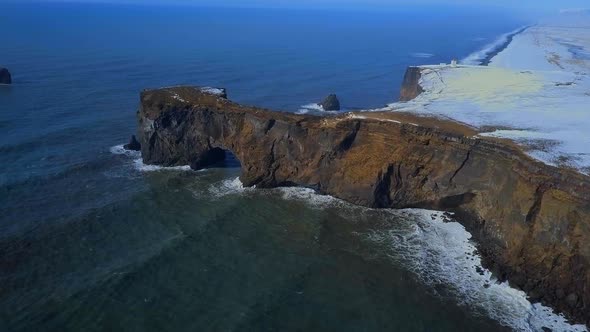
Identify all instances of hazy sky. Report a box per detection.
[10,0,590,14]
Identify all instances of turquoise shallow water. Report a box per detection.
[0,2,565,331]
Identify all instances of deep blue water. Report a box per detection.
[0,2,524,187]
[0,2,532,331]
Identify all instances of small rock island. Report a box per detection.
[124,135,141,151]
[0,67,12,84]
[320,94,340,111]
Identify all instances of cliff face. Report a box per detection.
[399,66,423,101]
[136,86,590,325]
[0,67,11,84]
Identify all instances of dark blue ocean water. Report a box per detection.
[0,2,533,331]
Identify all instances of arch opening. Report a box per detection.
[192,148,241,170]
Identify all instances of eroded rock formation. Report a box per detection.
[124,135,141,151]
[320,94,341,111]
[135,85,590,326]
[0,67,12,85]
[399,66,423,101]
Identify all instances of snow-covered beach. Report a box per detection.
[387,14,590,174]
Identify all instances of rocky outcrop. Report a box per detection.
[399,67,423,101]
[135,86,590,326]
[320,94,340,111]
[124,135,141,151]
[0,67,11,84]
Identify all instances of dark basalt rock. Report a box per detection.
[0,67,12,84]
[399,67,423,101]
[320,94,340,111]
[134,84,590,327]
[124,135,141,151]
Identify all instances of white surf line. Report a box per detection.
[411,52,435,59]
[207,177,588,332]
[462,25,530,65]
[371,209,587,332]
[207,176,253,198]
[297,103,325,114]
[110,144,192,172]
[199,87,225,96]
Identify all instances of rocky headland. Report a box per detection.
[399,67,423,101]
[133,84,590,326]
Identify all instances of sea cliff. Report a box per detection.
[134,85,590,325]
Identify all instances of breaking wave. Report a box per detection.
[297,103,344,115]
[207,176,251,198]
[297,103,325,114]
[109,144,141,158]
[206,177,587,332]
[276,186,343,208]
[366,210,587,332]
[411,52,435,59]
[110,144,192,172]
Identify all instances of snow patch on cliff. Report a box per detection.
[170,93,187,103]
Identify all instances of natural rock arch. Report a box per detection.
[135,85,590,325]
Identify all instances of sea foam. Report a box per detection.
[209,177,587,332]
[367,210,587,332]
[110,144,192,172]
[207,176,251,198]
[411,52,435,59]
[110,144,141,158]
[297,103,345,115]
[297,103,326,114]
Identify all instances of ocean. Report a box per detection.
[1,2,579,331]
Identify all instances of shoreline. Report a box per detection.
[390,21,590,325]
[394,23,590,175]
[133,86,590,328]
[460,26,531,66]
[479,26,530,65]
[126,21,590,329]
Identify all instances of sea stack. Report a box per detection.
[320,94,340,111]
[0,67,12,84]
[124,135,141,151]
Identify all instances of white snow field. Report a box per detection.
[385,17,590,174]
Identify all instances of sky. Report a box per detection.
[7,0,590,15]
[17,0,590,8]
